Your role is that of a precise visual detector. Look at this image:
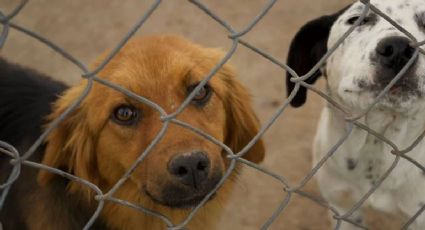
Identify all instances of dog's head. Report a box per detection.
[287,0,425,112]
[38,36,264,211]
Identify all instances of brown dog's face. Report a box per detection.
[38,36,265,210]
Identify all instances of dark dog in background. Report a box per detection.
[0,57,68,227]
[0,35,265,229]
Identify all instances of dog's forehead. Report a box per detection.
[330,0,425,41]
[345,0,425,16]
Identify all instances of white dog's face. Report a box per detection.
[327,0,425,112]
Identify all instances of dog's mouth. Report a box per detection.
[354,72,422,99]
[145,189,216,209]
[371,78,421,97]
[369,61,423,97]
[143,174,221,209]
[344,74,423,110]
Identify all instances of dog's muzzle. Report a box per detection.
[372,36,419,95]
[146,151,222,209]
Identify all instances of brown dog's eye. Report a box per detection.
[111,105,139,126]
[187,83,212,107]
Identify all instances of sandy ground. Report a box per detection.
[0,0,407,229]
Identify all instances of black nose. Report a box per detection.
[375,36,415,74]
[168,152,210,189]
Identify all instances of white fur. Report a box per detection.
[314,0,425,229]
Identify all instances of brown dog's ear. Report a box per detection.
[221,67,265,163]
[286,5,351,107]
[37,84,98,196]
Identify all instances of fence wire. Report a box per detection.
[0,0,425,229]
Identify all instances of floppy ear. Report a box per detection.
[37,84,99,197]
[221,67,265,163]
[286,6,350,107]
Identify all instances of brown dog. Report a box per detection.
[0,36,265,229]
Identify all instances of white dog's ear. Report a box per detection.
[286,6,350,107]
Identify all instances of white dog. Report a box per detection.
[286,0,425,229]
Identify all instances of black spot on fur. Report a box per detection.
[357,79,367,89]
[347,158,357,170]
[365,161,375,181]
[367,165,373,172]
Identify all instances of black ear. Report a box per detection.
[286,6,350,107]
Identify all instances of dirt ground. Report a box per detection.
[0,0,407,229]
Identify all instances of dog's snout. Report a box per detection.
[375,36,415,74]
[168,152,210,189]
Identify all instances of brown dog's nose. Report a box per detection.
[168,152,210,189]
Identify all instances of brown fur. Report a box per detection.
[36,35,265,229]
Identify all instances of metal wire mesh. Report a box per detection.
[0,0,425,229]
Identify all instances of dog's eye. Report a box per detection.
[187,83,212,106]
[111,105,139,125]
[347,16,369,25]
[415,12,425,29]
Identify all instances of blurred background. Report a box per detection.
[0,0,406,229]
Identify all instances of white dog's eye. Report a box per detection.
[415,12,425,29]
[347,16,369,25]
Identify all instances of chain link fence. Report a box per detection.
[0,0,425,229]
